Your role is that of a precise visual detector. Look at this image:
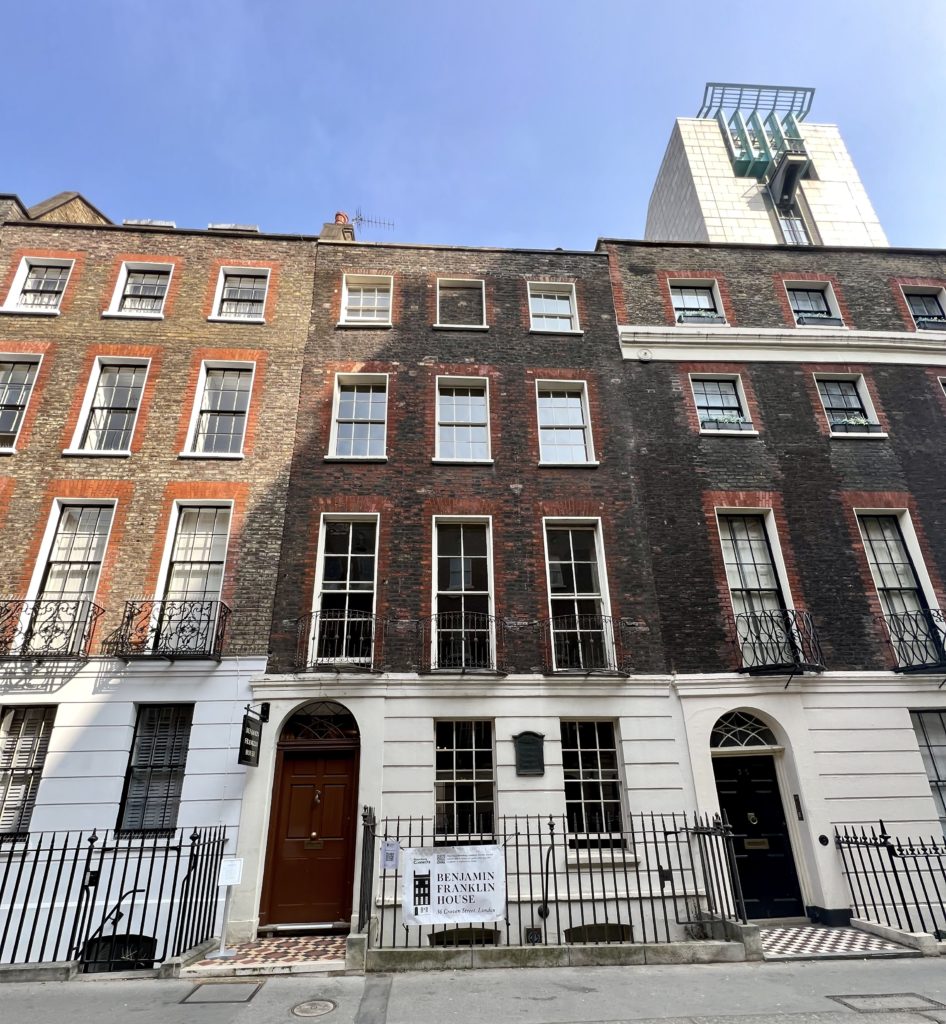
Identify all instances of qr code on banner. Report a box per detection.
[437,854,445,864]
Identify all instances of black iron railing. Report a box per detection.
[356,811,745,948]
[835,821,946,939]
[0,598,103,660]
[540,615,629,674]
[104,600,231,660]
[0,826,227,969]
[880,609,946,672]
[417,613,507,673]
[296,610,381,671]
[732,609,825,673]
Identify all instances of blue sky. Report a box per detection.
[4,1,945,249]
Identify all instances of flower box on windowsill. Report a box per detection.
[701,417,754,431]
[915,316,946,331]
[795,314,844,327]
[830,419,884,434]
[677,312,726,325]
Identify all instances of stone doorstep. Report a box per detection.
[181,960,347,979]
[364,939,745,972]
[850,918,943,958]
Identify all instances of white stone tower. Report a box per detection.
[645,83,887,247]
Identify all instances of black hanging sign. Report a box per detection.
[237,702,269,767]
[513,731,545,776]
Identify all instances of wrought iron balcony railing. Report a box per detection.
[295,610,381,671]
[0,598,103,660]
[880,608,946,673]
[732,608,825,674]
[417,612,506,673]
[104,599,230,660]
[540,614,629,674]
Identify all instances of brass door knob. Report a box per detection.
[310,832,318,839]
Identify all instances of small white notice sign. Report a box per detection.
[217,857,244,887]
[381,839,400,871]
[401,845,505,925]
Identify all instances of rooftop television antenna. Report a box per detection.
[352,206,395,234]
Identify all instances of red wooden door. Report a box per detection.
[261,749,358,926]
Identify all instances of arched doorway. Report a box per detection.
[711,711,804,919]
[259,700,360,929]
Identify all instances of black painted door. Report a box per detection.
[712,754,804,919]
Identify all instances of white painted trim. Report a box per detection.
[209,266,270,323]
[310,512,381,665]
[619,325,946,365]
[689,372,754,434]
[811,371,885,439]
[328,372,390,459]
[0,352,43,452]
[854,507,941,614]
[541,516,614,672]
[103,261,174,317]
[898,283,946,332]
[152,500,234,605]
[435,278,486,329]
[713,507,797,613]
[24,498,118,605]
[535,378,597,465]
[339,273,393,326]
[668,277,729,326]
[66,356,150,454]
[435,374,491,462]
[782,279,845,328]
[527,281,580,333]
[1,257,74,313]
[180,360,256,457]
[430,515,496,671]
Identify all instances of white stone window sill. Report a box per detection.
[432,323,489,331]
[829,431,889,440]
[675,321,730,329]
[565,849,638,868]
[0,306,60,316]
[529,328,584,336]
[336,320,393,329]
[792,322,848,330]
[323,455,388,462]
[62,448,132,457]
[207,315,266,324]
[102,310,165,320]
[0,447,16,456]
[539,460,600,468]
[432,457,494,465]
[699,429,760,437]
[178,451,245,459]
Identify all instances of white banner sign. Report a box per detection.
[401,845,505,925]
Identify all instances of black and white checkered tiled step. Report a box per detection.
[760,925,914,960]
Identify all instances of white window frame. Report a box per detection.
[179,360,255,459]
[433,375,492,463]
[24,499,118,605]
[339,274,393,326]
[541,517,614,672]
[1,257,74,316]
[901,285,946,332]
[0,353,43,453]
[434,719,497,837]
[309,513,381,668]
[668,278,728,326]
[152,500,234,606]
[855,507,941,615]
[103,261,174,319]
[64,357,150,456]
[527,282,581,334]
[434,278,487,330]
[559,718,627,840]
[783,280,845,328]
[207,266,270,323]
[812,373,887,439]
[431,515,496,671]
[326,372,389,461]
[535,379,598,466]
[714,508,796,617]
[689,373,757,436]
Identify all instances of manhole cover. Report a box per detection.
[828,993,946,1013]
[292,1000,337,1018]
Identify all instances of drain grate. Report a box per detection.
[828,993,946,1013]
[182,982,263,1004]
[292,999,337,1017]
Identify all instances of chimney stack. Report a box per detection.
[320,211,355,241]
